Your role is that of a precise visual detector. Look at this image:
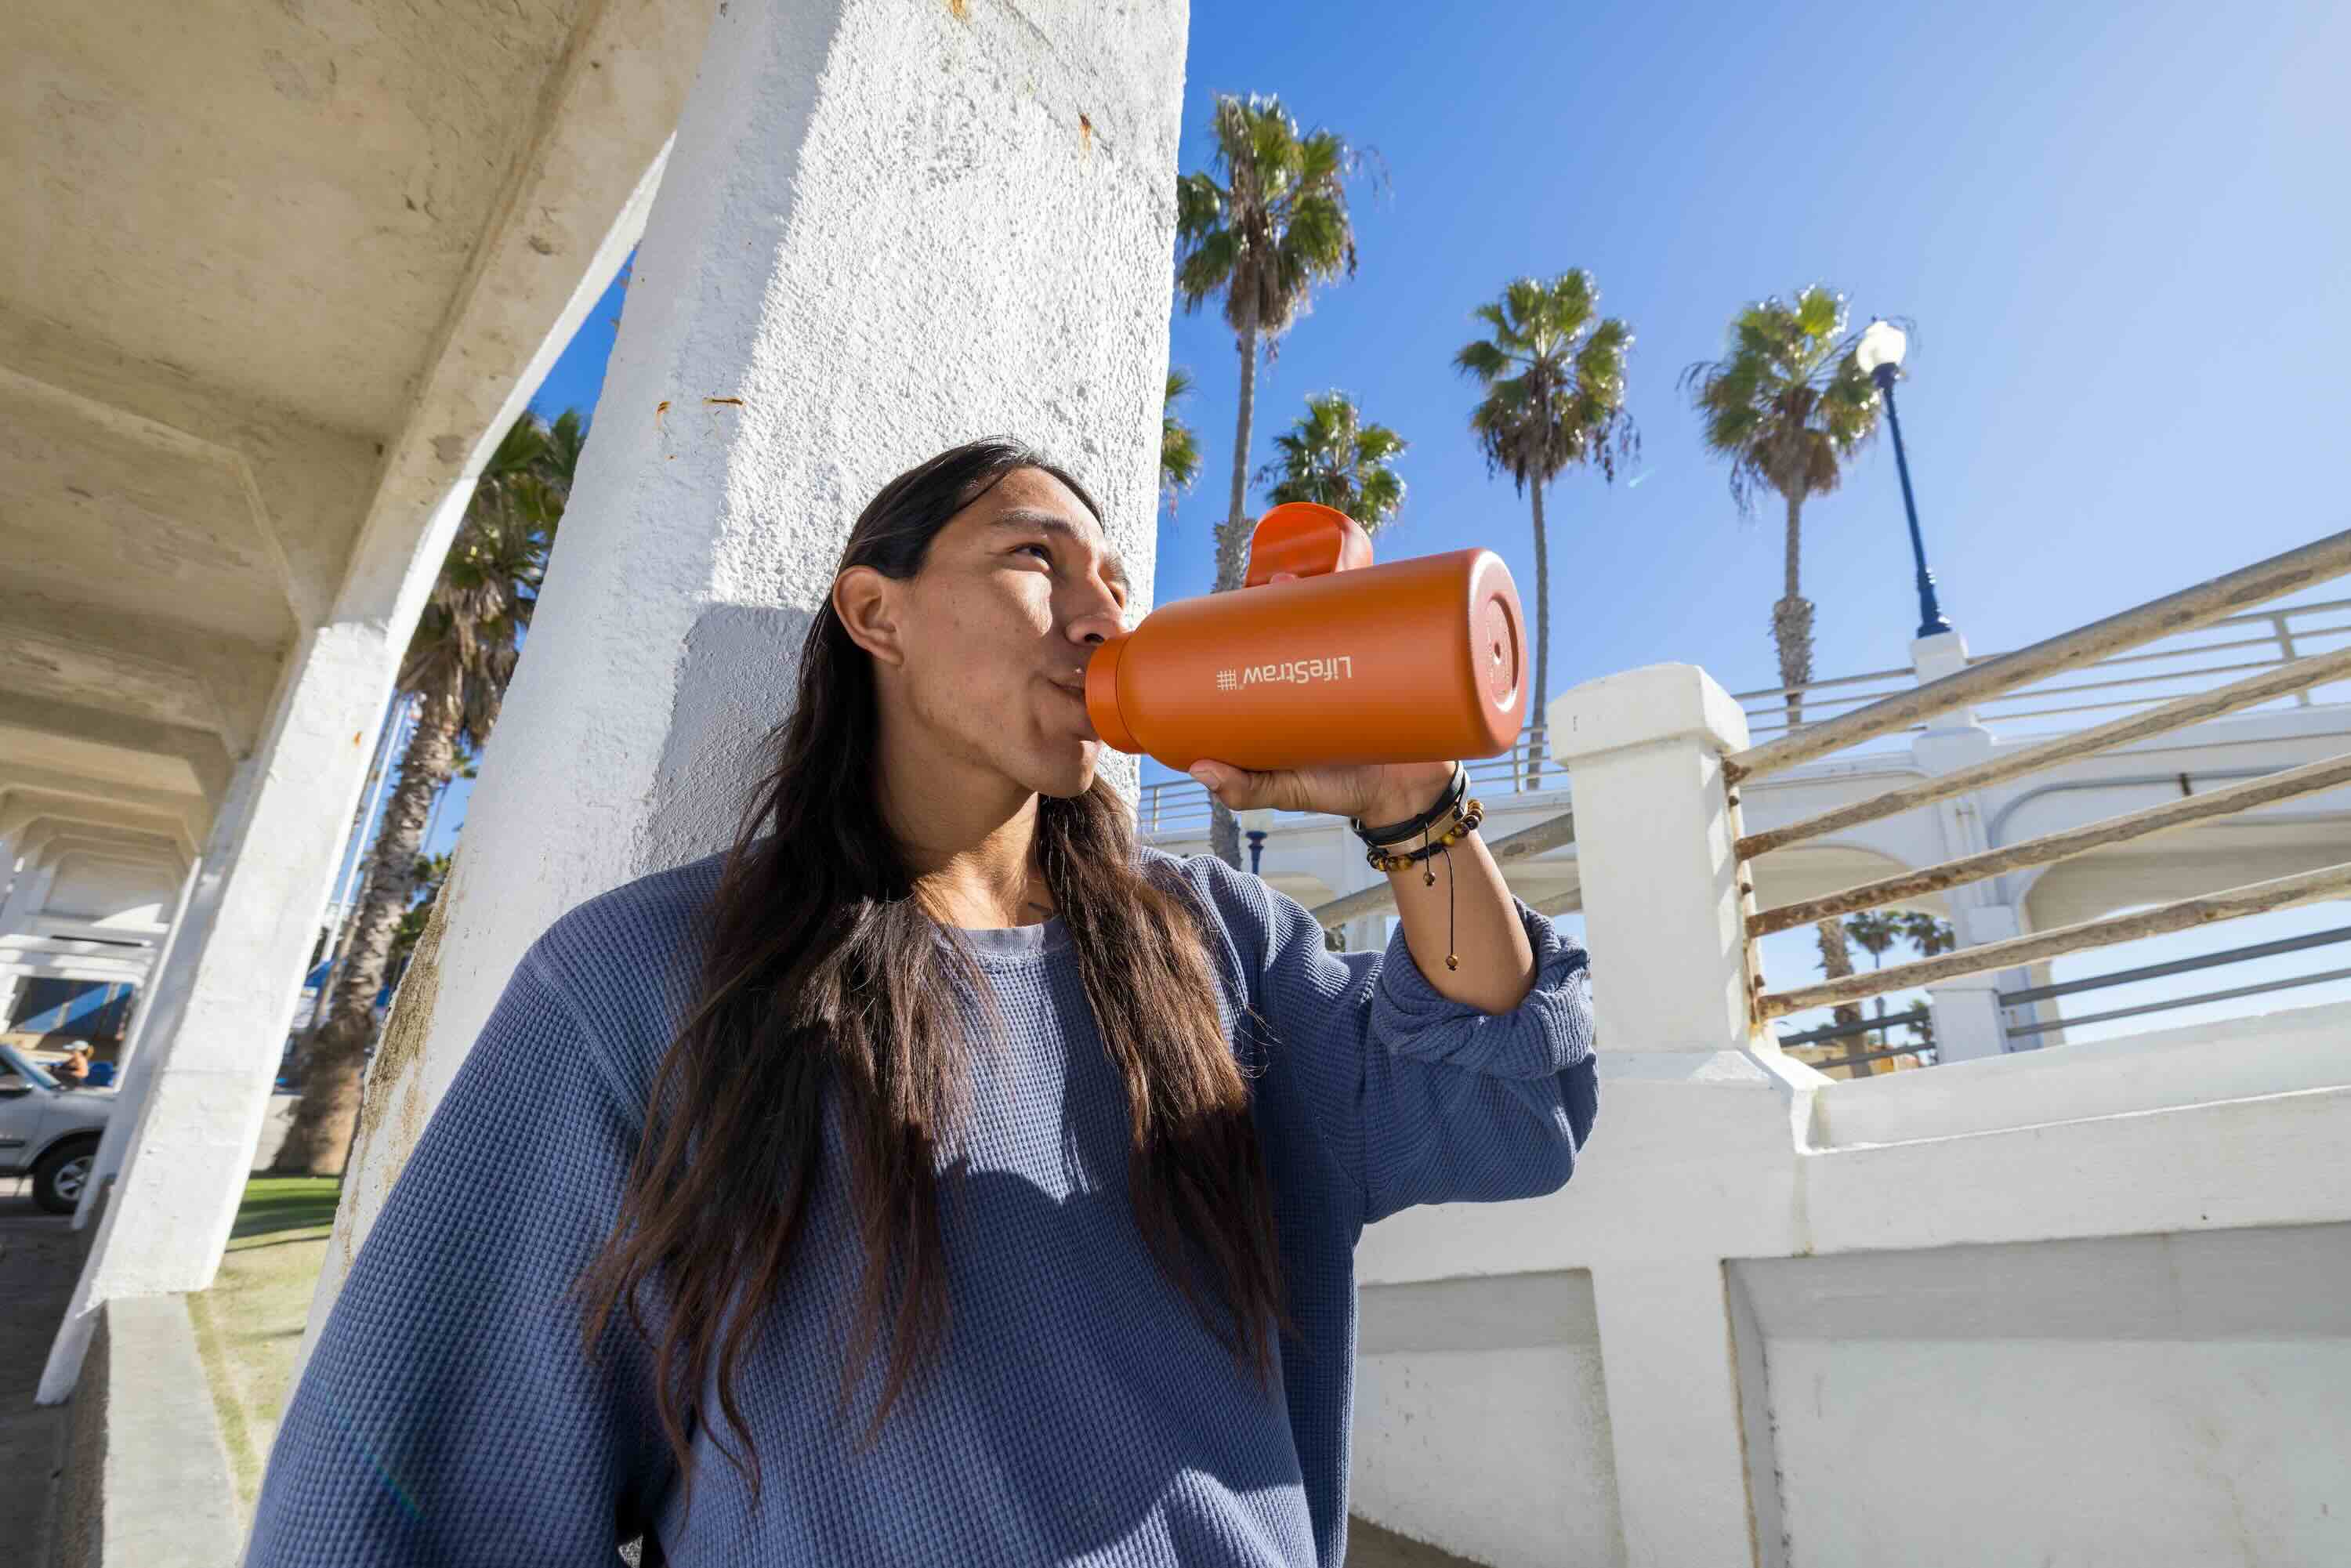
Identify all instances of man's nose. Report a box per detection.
[1063,584,1126,646]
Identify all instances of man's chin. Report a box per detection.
[1031,739,1099,801]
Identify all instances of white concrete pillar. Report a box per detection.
[303,0,1190,1345]
[1928,900,2031,1063]
[1549,664,1754,1052]
[113,850,205,1081]
[0,861,58,931]
[1547,664,1799,1566]
[72,759,256,1226]
[1911,628,1981,730]
[1592,1260,1762,1567]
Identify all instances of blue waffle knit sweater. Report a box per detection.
[247,846,1596,1567]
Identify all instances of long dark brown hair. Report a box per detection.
[577,439,1297,1519]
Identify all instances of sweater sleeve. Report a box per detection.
[245,943,670,1566]
[1238,869,1597,1228]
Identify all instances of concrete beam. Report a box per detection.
[0,762,210,831]
[0,590,285,762]
[0,693,234,806]
[0,790,201,859]
[16,826,189,874]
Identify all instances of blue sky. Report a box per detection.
[393,0,2351,1044]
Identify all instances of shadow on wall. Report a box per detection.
[648,603,815,867]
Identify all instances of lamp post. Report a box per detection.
[1238,808,1275,876]
[1855,319,1951,639]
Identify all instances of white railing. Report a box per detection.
[1733,531,2351,1065]
[1735,596,2351,745]
[1135,721,1563,838]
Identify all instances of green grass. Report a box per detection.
[223,1175,342,1249]
[187,1175,340,1530]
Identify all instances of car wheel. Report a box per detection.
[31,1137,98,1216]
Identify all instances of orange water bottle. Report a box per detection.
[1084,502,1529,773]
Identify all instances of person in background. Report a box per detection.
[53,1042,92,1089]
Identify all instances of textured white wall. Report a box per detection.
[313,0,1191,1335]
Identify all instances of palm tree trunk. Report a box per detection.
[1525,479,1552,791]
[271,682,462,1175]
[1773,489,1815,730]
[1766,490,1857,1037]
[1208,322,1261,871]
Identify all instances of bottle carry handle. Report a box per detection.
[1243,502,1375,588]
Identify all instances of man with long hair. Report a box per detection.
[248,439,1597,1567]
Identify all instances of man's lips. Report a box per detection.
[1048,675,1096,737]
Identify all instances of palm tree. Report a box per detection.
[1681,285,1881,727]
[271,410,581,1175]
[1687,286,1880,1016]
[1454,271,1636,788]
[1256,391,1406,533]
[1176,91,1364,867]
[1161,368,1201,519]
[1842,909,1906,1076]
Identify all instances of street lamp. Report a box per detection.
[1238,808,1275,876]
[1855,319,1952,639]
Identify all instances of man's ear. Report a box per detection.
[833,566,906,668]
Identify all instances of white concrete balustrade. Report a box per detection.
[1337,663,2351,1566]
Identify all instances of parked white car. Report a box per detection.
[0,1041,114,1214]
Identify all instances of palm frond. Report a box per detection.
[1256,389,1407,531]
[1172,92,1366,346]
[1680,283,1884,514]
[1457,270,1637,492]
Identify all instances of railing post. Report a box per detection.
[1551,663,1753,1052]
[2273,614,2313,706]
[1926,902,2024,1064]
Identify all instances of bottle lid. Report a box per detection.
[1244,502,1375,586]
[1083,635,1140,754]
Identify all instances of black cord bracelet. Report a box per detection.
[1349,762,1465,847]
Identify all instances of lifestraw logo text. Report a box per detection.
[1215,655,1356,690]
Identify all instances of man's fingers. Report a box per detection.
[1190,760,1271,809]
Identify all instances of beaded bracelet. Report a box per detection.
[1364,795,1487,972]
[1349,762,1466,849]
[1364,797,1485,874]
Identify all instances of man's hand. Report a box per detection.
[1186,758,1457,828]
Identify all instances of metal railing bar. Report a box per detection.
[1734,643,2351,860]
[1965,693,2297,726]
[1959,598,2351,666]
[1800,1037,1938,1073]
[1305,808,1576,929]
[1752,859,2351,1020]
[1722,528,2351,783]
[1747,752,2351,938]
[1728,666,1918,704]
[1774,1009,1929,1047]
[2004,965,2351,1039]
[1740,686,1922,721]
[1968,655,2287,708]
[1988,624,2351,677]
[1994,922,2351,1005]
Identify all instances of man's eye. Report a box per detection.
[1016,542,1053,563]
